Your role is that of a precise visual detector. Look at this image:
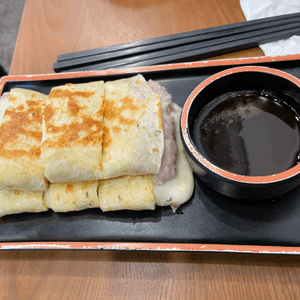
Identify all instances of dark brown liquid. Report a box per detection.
[193,91,300,176]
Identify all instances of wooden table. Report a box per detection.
[3,0,300,299]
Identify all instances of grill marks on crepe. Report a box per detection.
[0,92,44,159]
[41,81,105,183]
[102,95,143,151]
[43,87,104,149]
[0,89,48,191]
[101,74,164,179]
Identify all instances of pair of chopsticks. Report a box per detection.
[53,12,300,72]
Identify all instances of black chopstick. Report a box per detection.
[53,13,300,71]
[53,21,300,72]
[63,26,300,72]
[56,12,300,64]
[120,28,300,69]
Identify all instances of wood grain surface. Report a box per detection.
[5,0,300,299]
[1,250,300,299]
[10,0,263,75]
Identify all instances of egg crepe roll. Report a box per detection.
[98,82,193,213]
[98,104,194,213]
[101,74,164,179]
[0,88,48,191]
[0,190,47,218]
[41,81,104,183]
[98,175,155,212]
[45,181,98,213]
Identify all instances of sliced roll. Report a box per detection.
[45,181,99,213]
[0,190,48,218]
[0,88,48,191]
[101,74,164,179]
[41,81,105,183]
[98,175,155,212]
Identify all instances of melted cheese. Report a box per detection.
[153,104,194,212]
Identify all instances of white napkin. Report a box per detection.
[240,0,300,56]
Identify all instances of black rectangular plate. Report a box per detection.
[1,58,300,247]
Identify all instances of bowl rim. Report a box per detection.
[181,65,300,184]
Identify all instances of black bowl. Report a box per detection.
[180,66,300,200]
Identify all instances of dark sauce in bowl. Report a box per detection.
[193,90,300,176]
